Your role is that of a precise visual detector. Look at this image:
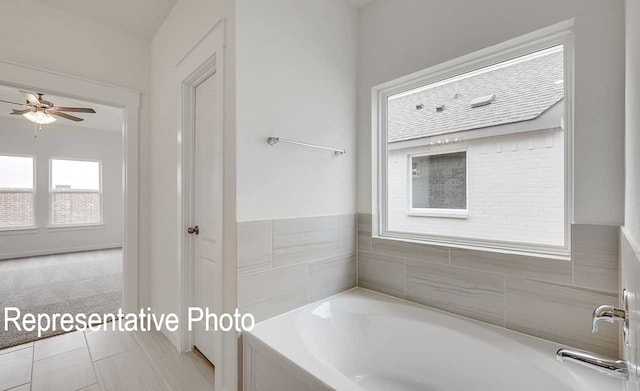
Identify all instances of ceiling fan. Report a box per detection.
[0,91,96,125]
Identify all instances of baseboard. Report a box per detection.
[0,243,123,260]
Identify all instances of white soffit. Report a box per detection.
[32,0,177,40]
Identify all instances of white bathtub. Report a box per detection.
[243,288,622,391]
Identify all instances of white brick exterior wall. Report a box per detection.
[0,192,33,226]
[52,192,101,225]
[388,128,565,246]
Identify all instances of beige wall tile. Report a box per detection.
[339,214,357,232]
[309,253,357,302]
[272,216,340,266]
[406,261,505,326]
[451,248,572,284]
[339,215,357,253]
[573,224,620,292]
[357,214,371,233]
[358,251,405,298]
[238,264,309,322]
[238,220,273,275]
[341,231,357,253]
[506,277,619,356]
[372,238,449,264]
[357,214,372,251]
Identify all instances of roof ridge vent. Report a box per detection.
[470,94,495,108]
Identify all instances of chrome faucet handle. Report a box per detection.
[591,305,625,334]
[556,347,628,379]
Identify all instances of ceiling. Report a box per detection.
[0,84,123,132]
[33,0,177,40]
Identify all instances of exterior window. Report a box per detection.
[376,37,570,256]
[50,159,102,226]
[411,151,467,210]
[0,155,35,228]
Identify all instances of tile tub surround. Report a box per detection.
[238,215,357,322]
[358,214,621,357]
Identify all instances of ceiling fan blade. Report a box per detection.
[20,91,42,106]
[0,99,29,106]
[49,110,84,122]
[10,109,33,115]
[52,107,96,113]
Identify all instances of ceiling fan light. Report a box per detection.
[23,111,56,125]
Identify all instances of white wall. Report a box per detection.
[236,0,358,222]
[0,117,123,258]
[623,2,640,387]
[148,0,236,350]
[0,0,152,306]
[626,0,640,242]
[388,129,565,246]
[357,0,625,226]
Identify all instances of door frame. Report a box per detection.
[176,19,237,391]
[0,58,140,314]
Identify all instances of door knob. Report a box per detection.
[187,225,199,235]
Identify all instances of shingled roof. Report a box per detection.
[388,47,564,143]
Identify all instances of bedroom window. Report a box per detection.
[50,158,102,226]
[0,155,35,229]
[373,27,572,257]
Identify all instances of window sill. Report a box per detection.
[0,226,39,235]
[374,232,570,261]
[46,223,105,232]
[407,209,468,219]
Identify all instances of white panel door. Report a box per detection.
[192,71,223,365]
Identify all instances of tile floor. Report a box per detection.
[0,327,214,391]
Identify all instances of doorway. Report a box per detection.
[0,85,129,348]
[0,58,140,335]
[190,72,223,365]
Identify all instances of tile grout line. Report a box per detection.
[29,341,35,390]
[403,258,407,298]
[128,331,174,391]
[81,331,101,390]
[356,215,360,288]
[270,219,274,270]
[503,276,508,328]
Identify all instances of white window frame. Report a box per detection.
[48,157,104,228]
[372,21,574,259]
[0,153,37,231]
[407,148,469,219]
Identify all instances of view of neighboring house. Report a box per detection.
[387,46,565,247]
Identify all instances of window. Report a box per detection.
[0,155,35,228]
[410,151,467,213]
[374,28,571,257]
[50,159,102,226]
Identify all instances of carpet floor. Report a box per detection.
[0,249,122,349]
